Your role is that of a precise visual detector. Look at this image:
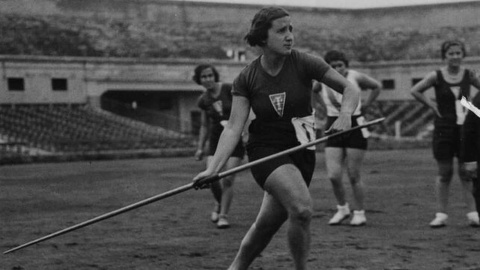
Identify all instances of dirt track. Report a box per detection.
[2,149,480,270]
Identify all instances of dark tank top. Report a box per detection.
[434,69,471,128]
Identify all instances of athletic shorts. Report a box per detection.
[209,135,245,159]
[325,115,368,150]
[432,125,462,161]
[247,146,316,189]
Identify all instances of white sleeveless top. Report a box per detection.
[321,69,362,117]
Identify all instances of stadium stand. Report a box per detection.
[1,13,480,61]
[0,104,196,155]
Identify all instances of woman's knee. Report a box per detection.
[347,169,361,185]
[328,172,343,183]
[289,203,313,225]
[291,209,312,227]
[222,177,235,188]
[437,160,453,179]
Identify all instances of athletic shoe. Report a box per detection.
[429,212,448,228]
[467,211,480,227]
[217,215,230,229]
[211,204,220,223]
[350,210,367,226]
[328,204,350,225]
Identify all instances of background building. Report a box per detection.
[0,0,479,160]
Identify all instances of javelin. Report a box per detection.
[4,117,384,255]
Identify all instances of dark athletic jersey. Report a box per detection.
[434,69,472,128]
[197,83,233,138]
[462,92,480,164]
[232,50,330,149]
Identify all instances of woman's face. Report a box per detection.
[444,45,464,67]
[199,68,216,90]
[264,16,294,56]
[329,60,348,77]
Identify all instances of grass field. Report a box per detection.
[2,148,480,270]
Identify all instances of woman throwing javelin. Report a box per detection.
[193,64,245,229]
[411,40,480,228]
[194,7,360,270]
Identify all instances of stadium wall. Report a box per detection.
[2,55,480,133]
[0,55,247,133]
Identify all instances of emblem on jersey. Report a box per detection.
[212,100,223,116]
[450,86,460,98]
[269,92,286,117]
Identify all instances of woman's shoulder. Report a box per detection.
[290,50,329,80]
[290,49,320,62]
[347,69,361,77]
[426,69,440,82]
[235,57,261,83]
[242,57,261,72]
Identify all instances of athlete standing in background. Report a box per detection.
[194,64,245,229]
[411,40,480,228]
[313,50,382,226]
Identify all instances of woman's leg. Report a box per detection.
[228,192,288,270]
[219,157,242,217]
[458,161,476,212]
[346,148,367,226]
[458,160,479,226]
[345,148,366,211]
[216,157,243,227]
[229,164,312,270]
[436,160,454,214]
[430,159,453,227]
[325,147,346,205]
[266,164,312,270]
[325,147,350,225]
[207,156,222,222]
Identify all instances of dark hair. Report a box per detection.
[441,40,466,60]
[244,7,290,47]
[192,64,219,85]
[324,50,349,67]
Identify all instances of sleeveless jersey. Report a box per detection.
[434,69,471,128]
[232,50,330,149]
[321,70,362,117]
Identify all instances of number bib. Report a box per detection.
[291,113,316,150]
[356,116,371,138]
